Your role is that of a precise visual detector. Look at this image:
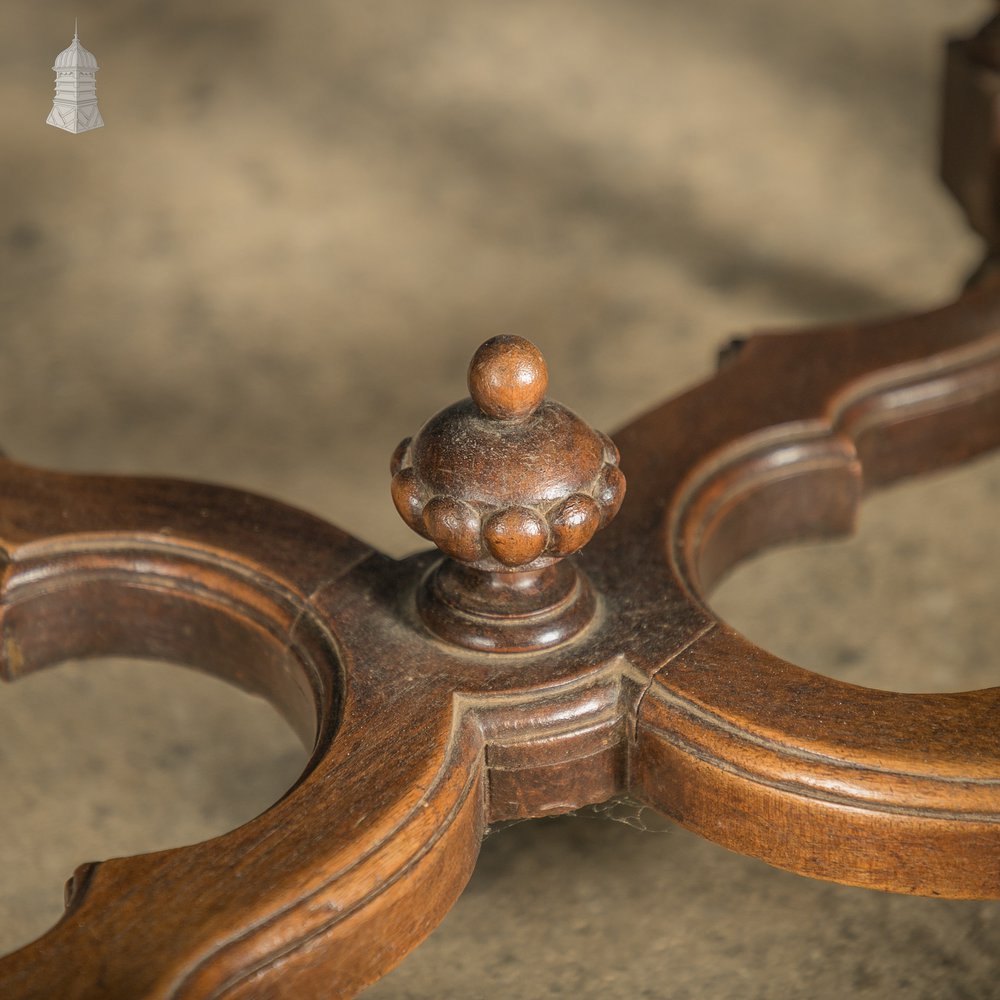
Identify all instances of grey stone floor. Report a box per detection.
[0,1,998,996]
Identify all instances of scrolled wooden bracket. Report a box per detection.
[2,14,1000,1000]
[2,279,999,998]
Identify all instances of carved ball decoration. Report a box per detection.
[467,335,549,420]
[549,493,601,553]
[390,335,626,571]
[423,496,483,562]
[483,506,548,566]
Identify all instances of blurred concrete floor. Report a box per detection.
[1,1,998,997]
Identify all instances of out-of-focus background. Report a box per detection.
[1,2,999,997]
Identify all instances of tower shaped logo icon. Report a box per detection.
[46,21,104,133]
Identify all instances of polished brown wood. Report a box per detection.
[392,334,624,651]
[2,14,1000,1000]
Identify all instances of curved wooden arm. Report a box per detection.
[2,693,482,999]
[0,466,486,998]
[610,275,1000,897]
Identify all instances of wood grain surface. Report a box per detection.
[1,273,999,995]
[1,2,997,998]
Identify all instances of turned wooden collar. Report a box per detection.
[2,13,1000,1000]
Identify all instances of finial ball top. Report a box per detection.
[468,335,548,420]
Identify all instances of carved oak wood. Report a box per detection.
[2,14,1000,1000]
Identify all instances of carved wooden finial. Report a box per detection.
[391,336,624,573]
[467,334,548,420]
[390,335,625,651]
